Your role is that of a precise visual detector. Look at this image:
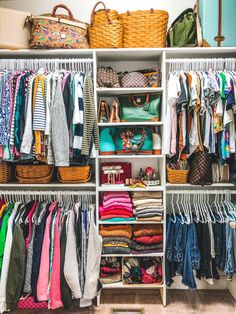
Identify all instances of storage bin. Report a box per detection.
[16,165,54,184]
[167,165,189,184]
[0,8,30,49]
[119,9,168,48]
[0,162,12,183]
[57,166,91,183]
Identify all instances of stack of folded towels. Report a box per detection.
[99,192,135,222]
[132,192,163,222]
[129,224,163,254]
[100,257,122,284]
[100,224,132,254]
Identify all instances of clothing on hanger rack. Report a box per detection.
[0,58,99,165]
[0,190,102,312]
[165,58,236,163]
[166,190,236,290]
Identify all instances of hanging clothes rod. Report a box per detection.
[166,189,236,195]
[166,57,236,71]
[0,190,96,196]
[0,58,93,71]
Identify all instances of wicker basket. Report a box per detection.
[0,162,12,183]
[167,165,189,184]
[16,165,54,184]
[119,9,169,48]
[88,1,123,48]
[57,165,91,183]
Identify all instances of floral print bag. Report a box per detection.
[28,4,89,49]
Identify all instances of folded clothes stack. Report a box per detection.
[132,192,163,222]
[123,257,162,285]
[99,192,135,222]
[130,224,163,254]
[100,257,122,284]
[100,225,132,254]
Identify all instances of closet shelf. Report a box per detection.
[98,221,163,225]
[96,87,163,95]
[0,181,96,188]
[98,186,164,192]
[166,183,235,189]
[98,155,163,159]
[102,282,164,289]
[101,253,164,257]
[98,122,163,127]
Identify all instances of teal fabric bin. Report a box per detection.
[199,0,236,46]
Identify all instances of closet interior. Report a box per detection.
[0,47,236,310]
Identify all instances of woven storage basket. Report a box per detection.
[57,165,91,183]
[0,162,12,183]
[119,9,169,48]
[16,165,54,184]
[167,165,189,184]
[88,1,123,48]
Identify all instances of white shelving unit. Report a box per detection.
[1,47,236,308]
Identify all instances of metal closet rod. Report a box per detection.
[166,189,236,195]
[0,190,96,196]
[166,57,236,71]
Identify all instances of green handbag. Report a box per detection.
[167,7,203,47]
[115,127,153,155]
[119,93,161,122]
[99,127,116,155]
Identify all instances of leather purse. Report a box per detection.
[97,67,120,88]
[119,93,161,122]
[99,127,116,155]
[121,72,148,88]
[98,99,110,123]
[28,4,89,49]
[101,162,132,185]
[115,127,153,155]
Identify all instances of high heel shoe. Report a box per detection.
[98,100,110,123]
[109,100,120,123]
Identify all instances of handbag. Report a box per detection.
[119,93,161,122]
[97,67,120,88]
[101,162,132,185]
[167,4,203,47]
[88,1,123,48]
[188,151,212,185]
[99,127,116,155]
[28,4,89,49]
[115,127,153,155]
[17,296,47,309]
[121,72,148,88]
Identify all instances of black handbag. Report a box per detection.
[188,152,212,185]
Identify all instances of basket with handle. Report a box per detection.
[0,162,12,183]
[16,164,54,184]
[88,1,123,48]
[119,9,169,48]
[57,165,91,183]
[167,165,189,184]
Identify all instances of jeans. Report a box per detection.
[224,224,235,279]
[182,223,200,289]
[214,218,226,271]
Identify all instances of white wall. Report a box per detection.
[0,0,195,26]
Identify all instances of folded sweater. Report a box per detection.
[133,234,163,245]
[133,224,162,238]
[100,225,132,239]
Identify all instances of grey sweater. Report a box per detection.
[51,75,69,166]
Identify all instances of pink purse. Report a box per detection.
[17,296,48,309]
